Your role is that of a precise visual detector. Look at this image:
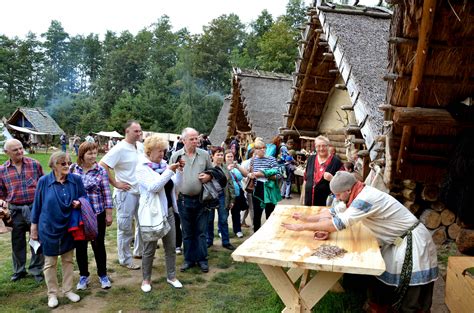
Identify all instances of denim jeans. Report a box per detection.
[207,192,230,246]
[179,195,209,265]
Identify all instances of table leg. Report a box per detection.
[300,271,343,309]
[259,264,310,313]
[287,268,304,283]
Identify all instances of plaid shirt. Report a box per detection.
[0,157,44,205]
[70,162,113,214]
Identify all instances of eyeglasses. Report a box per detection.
[59,161,72,167]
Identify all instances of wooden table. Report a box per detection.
[232,205,386,313]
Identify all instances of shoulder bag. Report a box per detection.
[138,191,171,242]
[242,157,255,193]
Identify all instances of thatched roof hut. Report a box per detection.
[282,0,391,166]
[383,0,474,185]
[209,95,231,146]
[6,107,64,135]
[228,68,292,142]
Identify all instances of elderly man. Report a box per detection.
[0,139,44,282]
[170,128,212,273]
[282,171,438,312]
[100,120,143,270]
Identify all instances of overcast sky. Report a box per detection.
[0,0,305,39]
[1,1,383,39]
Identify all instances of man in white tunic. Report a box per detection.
[282,171,438,313]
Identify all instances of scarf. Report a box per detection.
[346,181,366,207]
[146,160,167,174]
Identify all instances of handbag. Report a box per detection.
[243,157,255,192]
[138,191,171,242]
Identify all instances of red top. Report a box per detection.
[0,157,44,205]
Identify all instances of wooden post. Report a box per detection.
[396,0,437,174]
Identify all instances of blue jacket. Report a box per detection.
[31,172,86,256]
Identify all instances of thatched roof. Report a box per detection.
[228,68,292,142]
[209,95,231,145]
[282,1,390,158]
[383,0,474,184]
[7,107,64,135]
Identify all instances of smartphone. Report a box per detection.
[176,155,182,163]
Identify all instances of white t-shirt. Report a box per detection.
[100,140,139,194]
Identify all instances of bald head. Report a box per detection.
[4,139,24,164]
[181,128,199,151]
[4,139,23,152]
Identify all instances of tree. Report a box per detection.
[256,17,297,74]
[284,0,307,29]
[193,14,246,93]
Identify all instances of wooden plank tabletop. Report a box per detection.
[232,205,386,275]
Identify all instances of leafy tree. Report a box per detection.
[256,17,297,74]
[193,14,246,93]
[284,0,307,29]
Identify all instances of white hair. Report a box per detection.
[181,127,198,140]
[3,139,23,152]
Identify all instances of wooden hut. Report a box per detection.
[5,107,64,149]
[209,95,231,146]
[227,68,292,143]
[381,0,474,251]
[281,1,391,173]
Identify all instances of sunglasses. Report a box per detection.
[59,161,72,167]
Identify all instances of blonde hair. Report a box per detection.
[144,135,169,156]
[253,138,266,149]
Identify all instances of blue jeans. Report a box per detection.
[179,195,209,265]
[207,192,230,246]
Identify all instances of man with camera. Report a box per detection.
[170,128,212,273]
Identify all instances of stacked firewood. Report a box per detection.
[390,179,459,245]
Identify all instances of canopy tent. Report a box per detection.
[95,131,124,138]
[142,131,179,142]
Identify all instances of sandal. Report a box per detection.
[121,263,141,270]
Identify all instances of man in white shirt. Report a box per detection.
[100,121,143,270]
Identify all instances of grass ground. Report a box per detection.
[0,152,458,312]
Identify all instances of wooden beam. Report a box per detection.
[328,69,339,74]
[317,6,392,18]
[384,73,474,85]
[292,72,335,80]
[345,125,361,135]
[341,104,354,111]
[290,28,320,131]
[335,84,347,90]
[280,129,319,137]
[388,36,474,50]
[397,0,437,174]
[393,107,474,127]
[351,138,366,145]
[305,89,330,95]
[408,153,449,163]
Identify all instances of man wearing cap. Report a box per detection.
[0,139,45,282]
[282,171,438,312]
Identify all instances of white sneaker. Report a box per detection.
[167,278,183,289]
[141,282,152,293]
[48,296,59,308]
[65,291,80,303]
[218,232,222,238]
[175,247,182,255]
[236,232,244,238]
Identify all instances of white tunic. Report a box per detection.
[330,186,438,286]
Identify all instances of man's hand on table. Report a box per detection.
[281,222,304,231]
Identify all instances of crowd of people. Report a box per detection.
[0,123,438,312]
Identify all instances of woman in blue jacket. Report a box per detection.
[30,151,87,308]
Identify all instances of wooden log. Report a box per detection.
[393,107,473,128]
[420,209,441,229]
[431,226,447,245]
[404,201,420,215]
[326,134,346,142]
[421,184,439,201]
[447,223,461,240]
[440,209,456,226]
[402,179,416,190]
[401,188,416,201]
[430,201,445,212]
[455,228,474,254]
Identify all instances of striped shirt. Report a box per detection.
[70,162,113,214]
[245,156,278,182]
[0,157,44,205]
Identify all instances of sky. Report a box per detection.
[0,0,304,39]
